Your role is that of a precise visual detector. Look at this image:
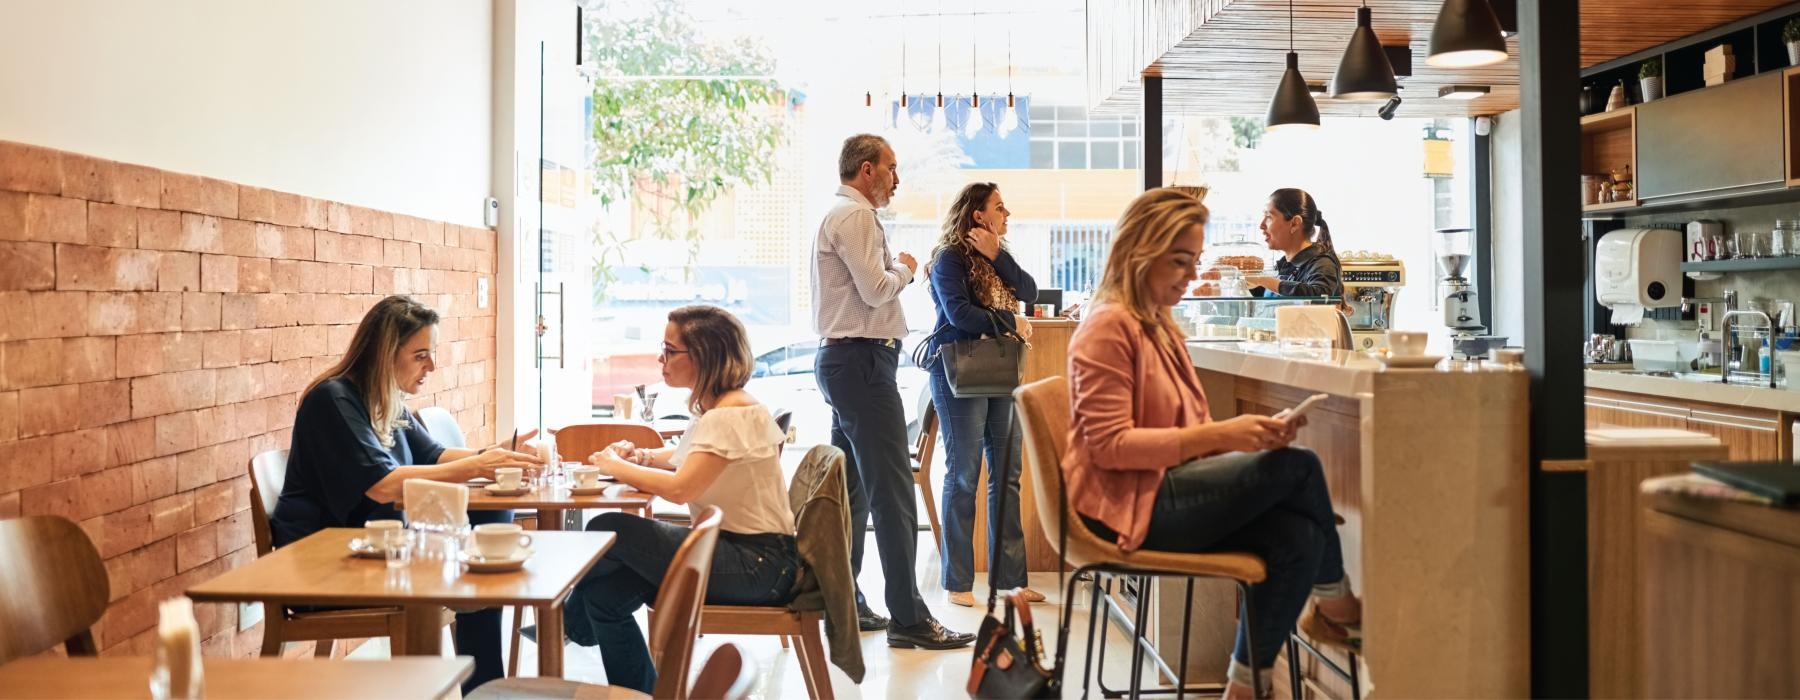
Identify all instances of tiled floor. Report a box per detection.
[354,530,1241,699]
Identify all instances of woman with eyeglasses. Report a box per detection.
[562,304,801,693]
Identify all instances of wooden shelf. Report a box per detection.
[1583,199,1640,213]
[1680,257,1800,273]
[1582,106,1637,209]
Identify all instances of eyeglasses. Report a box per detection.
[658,345,689,361]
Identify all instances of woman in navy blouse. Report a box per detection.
[920,182,1042,607]
[270,295,540,691]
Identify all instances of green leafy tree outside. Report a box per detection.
[582,0,789,300]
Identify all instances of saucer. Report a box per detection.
[483,484,532,497]
[568,484,609,495]
[347,538,390,559]
[459,548,532,573]
[1378,353,1444,368]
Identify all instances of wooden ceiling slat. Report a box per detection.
[1090,0,1794,118]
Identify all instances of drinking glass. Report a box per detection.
[383,529,411,570]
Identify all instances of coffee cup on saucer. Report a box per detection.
[1387,331,1428,357]
[365,519,403,548]
[494,468,524,490]
[571,467,601,488]
[473,523,532,560]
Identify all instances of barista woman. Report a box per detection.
[1245,188,1343,298]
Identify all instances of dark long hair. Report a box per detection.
[929,182,1017,311]
[1268,188,1336,259]
[307,295,439,447]
[666,305,752,416]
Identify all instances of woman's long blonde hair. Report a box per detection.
[929,182,1019,312]
[668,305,753,416]
[1093,188,1210,344]
[305,295,439,448]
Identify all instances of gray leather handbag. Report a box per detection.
[915,308,1029,398]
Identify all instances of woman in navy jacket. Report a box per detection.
[921,182,1042,607]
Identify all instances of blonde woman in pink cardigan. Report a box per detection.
[1065,188,1363,699]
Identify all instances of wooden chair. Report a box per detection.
[1015,377,1289,699]
[683,445,846,699]
[0,516,109,663]
[910,400,943,550]
[473,507,724,700]
[687,643,756,700]
[247,449,451,658]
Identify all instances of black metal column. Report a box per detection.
[1472,122,1494,330]
[1519,1,1589,697]
[1143,76,1162,190]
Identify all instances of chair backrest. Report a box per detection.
[416,406,466,449]
[247,449,290,556]
[1014,377,1071,550]
[555,422,665,464]
[0,516,110,663]
[688,643,756,700]
[911,400,938,461]
[648,506,724,700]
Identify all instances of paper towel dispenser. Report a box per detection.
[1596,228,1682,309]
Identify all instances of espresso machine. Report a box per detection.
[1436,228,1507,358]
[1340,254,1405,351]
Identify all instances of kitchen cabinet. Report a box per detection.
[1585,389,1787,460]
[1635,71,1786,203]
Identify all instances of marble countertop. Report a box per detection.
[1188,341,1520,398]
[1585,368,1800,414]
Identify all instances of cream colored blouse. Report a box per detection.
[670,405,795,536]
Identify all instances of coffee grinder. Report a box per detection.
[1436,228,1507,358]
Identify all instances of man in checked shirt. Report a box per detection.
[810,134,973,650]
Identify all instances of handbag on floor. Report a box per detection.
[913,308,1029,399]
[966,410,1068,699]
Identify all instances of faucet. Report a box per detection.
[1720,307,1777,388]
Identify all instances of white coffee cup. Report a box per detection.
[365,519,403,547]
[494,467,523,490]
[473,522,532,560]
[1387,331,1428,357]
[571,467,601,488]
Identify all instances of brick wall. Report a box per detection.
[0,140,499,657]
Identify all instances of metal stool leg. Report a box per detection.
[1176,579,1195,700]
[1082,573,1105,698]
[1287,636,1303,699]
[1239,582,1259,699]
[1128,576,1153,698]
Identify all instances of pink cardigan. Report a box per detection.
[1062,304,1211,551]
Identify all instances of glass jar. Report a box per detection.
[1775,220,1796,257]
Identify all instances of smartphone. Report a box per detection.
[1274,393,1330,423]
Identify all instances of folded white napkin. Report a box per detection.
[404,478,468,530]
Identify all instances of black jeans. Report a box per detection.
[1085,448,1344,670]
[815,341,929,626]
[564,512,800,694]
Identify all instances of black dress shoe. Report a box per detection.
[856,605,890,632]
[886,617,975,650]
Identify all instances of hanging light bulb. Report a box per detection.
[865,91,872,107]
[998,96,1019,138]
[931,93,948,132]
[1266,0,1321,131]
[1331,3,1398,101]
[1427,0,1508,68]
[962,97,983,138]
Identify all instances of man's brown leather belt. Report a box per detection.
[820,337,900,349]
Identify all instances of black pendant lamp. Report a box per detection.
[1331,3,1397,101]
[1427,0,1508,68]
[1266,0,1320,131]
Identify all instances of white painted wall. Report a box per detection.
[0,0,493,227]
[1490,109,1526,343]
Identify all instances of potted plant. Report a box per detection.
[1639,58,1664,101]
[1786,17,1800,66]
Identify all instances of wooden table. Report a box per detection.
[455,483,653,530]
[186,529,612,678]
[0,657,472,699]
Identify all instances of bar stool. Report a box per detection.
[1015,377,1300,698]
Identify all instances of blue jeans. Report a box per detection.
[927,364,1027,592]
[1085,448,1345,670]
[815,342,929,625]
[563,512,800,693]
